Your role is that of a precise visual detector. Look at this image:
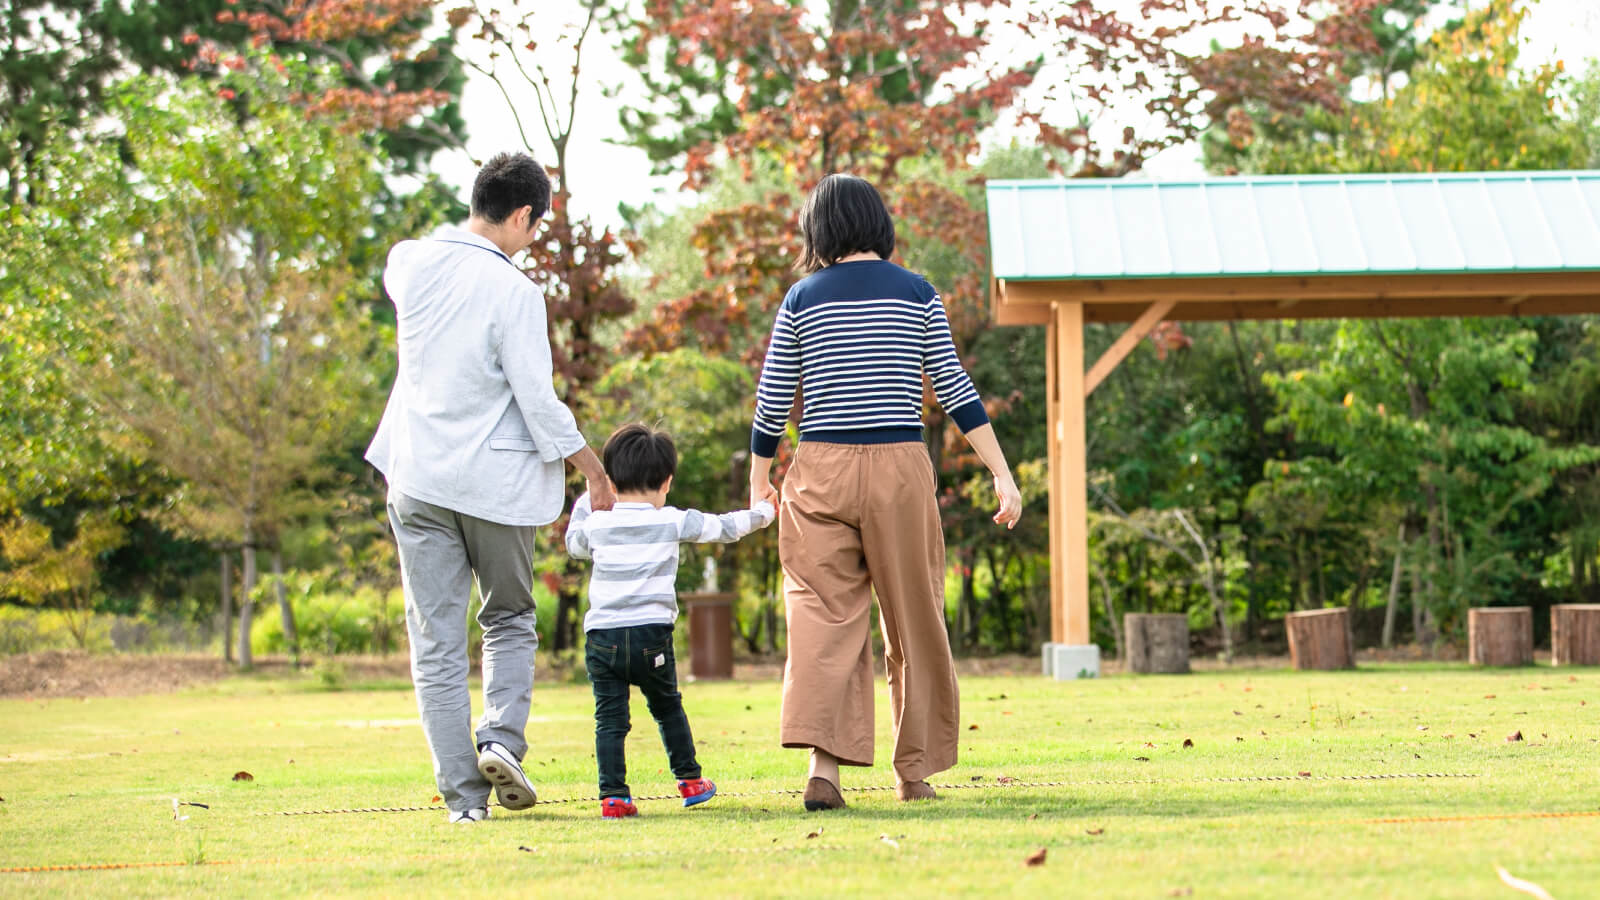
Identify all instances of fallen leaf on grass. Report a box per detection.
[1235,736,1245,742]
[1181,739,1194,749]
[1232,710,1242,716]
[1568,676,1578,683]
[1134,756,1150,762]
[1170,888,1194,897]
[997,775,1017,784]
[1028,813,1039,821]
[805,828,823,839]
[1416,725,1428,731]
[968,724,980,731]
[1484,694,1496,699]
[1086,828,1104,836]
[1507,731,1524,742]
[1298,771,1312,777]
[517,846,535,853]
[431,795,442,804]
[1024,848,1047,867]
[971,775,984,782]
[1495,865,1555,900]
[232,771,253,782]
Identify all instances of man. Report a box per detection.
[366,152,616,824]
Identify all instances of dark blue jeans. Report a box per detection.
[585,623,701,799]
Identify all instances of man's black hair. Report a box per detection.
[797,173,896,273]
[602,423,677,493]
[471,152,551,225]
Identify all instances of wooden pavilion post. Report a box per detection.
[1042,300,1098,678]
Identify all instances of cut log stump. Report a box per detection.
[1468,607,1532,667]
[1551,604,1600,666]
[1286,608,1353,671]
[1124,613,1190,674]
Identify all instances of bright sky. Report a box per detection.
[431,0,1600,228]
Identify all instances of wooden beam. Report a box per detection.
[994,271,1600,306]
[1083,299,1176,397]
[1050,301,1090,646]
[1079,294,1600,323]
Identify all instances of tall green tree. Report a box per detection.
[13,61,389,666]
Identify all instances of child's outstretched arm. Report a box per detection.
[565,492,595,559]
[677,500,776,544]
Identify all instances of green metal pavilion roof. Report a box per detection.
[985,170,1600,281]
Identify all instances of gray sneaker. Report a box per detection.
[448,806,489,824]
[476,742,537,810]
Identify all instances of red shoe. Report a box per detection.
[600,797,638,819]
[678,777,717,807]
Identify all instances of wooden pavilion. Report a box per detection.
[984,171,1600,678]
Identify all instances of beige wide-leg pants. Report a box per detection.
[778,441,960,783]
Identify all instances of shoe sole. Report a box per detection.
[803,777,847,811]
[477,750,537,811]
[682,783,717,808]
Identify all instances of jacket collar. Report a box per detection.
[433,225,516,267]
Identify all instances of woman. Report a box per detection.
[748,173,1023,811]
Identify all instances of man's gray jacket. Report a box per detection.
[366,226,587,526]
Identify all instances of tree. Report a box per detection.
[2,1,468,203]
[1222,0,1582,174]
[0,508,121,648]
[21,62,388,667]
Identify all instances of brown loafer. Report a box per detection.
[896,780,937,802]
[803,777,847,811]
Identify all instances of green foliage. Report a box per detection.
[1226,0,1586,174]
[249,572,404,658]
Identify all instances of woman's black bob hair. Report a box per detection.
[797,173,896,273]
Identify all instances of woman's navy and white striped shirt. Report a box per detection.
[750,259,989,458]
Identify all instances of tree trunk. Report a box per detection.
[1410,537,1435,646]
[1286,608,1353,670]
[1381,522,1406,649]
[220,550,234,663]
[954,546,976,654]
[1467,607,1533,667]
[1124,613,1189,673]
[273,550,299,667]
[238,534,257,670]
[1094,560,1123,662]
[1551,604,1600,666]
[553,556,586,651]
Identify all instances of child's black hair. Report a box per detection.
[601,423,677,493]
[471,151,552,224]
[797,173,896,273]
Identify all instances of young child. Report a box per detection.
[565,423,775,819]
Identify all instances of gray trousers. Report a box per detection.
[388,491,540,811]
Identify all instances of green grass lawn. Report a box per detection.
[1,661,1597,898]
